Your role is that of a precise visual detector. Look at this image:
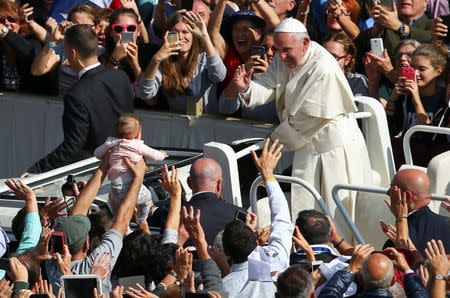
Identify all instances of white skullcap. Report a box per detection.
[274,17,307,33]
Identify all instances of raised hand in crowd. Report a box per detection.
[9,257,28,283]
[159,164,183,237]
[425,240,449,297]
[40,197,68,227]
[5,179,38,213]
[416,264,429,286]
[293,226,315,262]
[35,227,54,261]
[56,244,72,276]
[126,283,158,298]
[255,226,270,246]
[347,244,374,274]
[182,11,218,57]
[182,206,210,261]
[173,247,193,281]
[0,279,12,298]
[386,185,409,220]
[91,252,112,280]
[32,278,56,298]
[231,64,253,95]
[244,211,257,231]
[441,197,450,212]
[52,19,73,43]
[251,138,283,182]
[110,286,124,298]
[245,54,269,74]
[432,17,448,41]
[380,220,396,242]
[383,247,411,272]
[120,0,149,43]
[372,2,403,32]
[16,289,34,298]
[328,215,354,255]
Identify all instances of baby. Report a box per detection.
[94,113,167,225]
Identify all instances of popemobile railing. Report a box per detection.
[249,175,332,226]
[332,184,448,244]
[403,125,450,165]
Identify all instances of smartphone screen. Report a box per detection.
[401,66,415,81]
[251,46,265,59]
[234,210,248,222]
[181,0,194,10]
[121,31,134,44]
[167,31,179,43]
[50,231,65,254]
[62,276,100,298]
[441,15,450,43]
[118,275,145,292]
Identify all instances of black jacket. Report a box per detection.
[29,65,133,173]
[184,192,245,245]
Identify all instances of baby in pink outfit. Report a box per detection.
[94,114,167,225]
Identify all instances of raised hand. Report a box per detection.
[441,197,450,212]
[432,17,448,41]
[383,247,410,272]
[0,279,12,298]
[154,34,181,62]
[245,211,257,231]
[293,226,315,262]
[379,220,396,242]
[5,178,35,201]
[183,11,207,38]
[36,227,54,261]
[126,42,140,68]
[233,64,253,93]
[56,244,72,275]
[425,239,449,276]
[173,247,193,280]
[347,244,374,273]
[121,0,141,17]
[126,283,158,298]
[19,3,34,23]
[158,164,181,196]
[251,138,283,182]
[91,252,112,280]
[41,197,68,224]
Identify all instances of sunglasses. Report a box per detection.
[395,51,414,60]
[0,16,16,24]
[111,24,137,34]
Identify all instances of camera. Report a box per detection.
[61,174,83,196]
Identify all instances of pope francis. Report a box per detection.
[230,18,373,227]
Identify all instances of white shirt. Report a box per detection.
[78,62,101,79]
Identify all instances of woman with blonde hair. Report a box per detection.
[137,11,226,113]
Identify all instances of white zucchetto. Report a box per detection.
[274,17,307,33]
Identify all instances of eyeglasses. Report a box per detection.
[0,16,16,24]
[111,24,137,33]
[331,54,348,61]
[395,51,414,60]
[261,44,278,53]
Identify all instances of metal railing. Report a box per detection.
[403,125,450,165]
[249,175,332,226]
[332,183,448,244]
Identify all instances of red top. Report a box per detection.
[109,0,123,10]
[223,46,244,88]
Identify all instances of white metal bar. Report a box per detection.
[235,140,265,160]
[354,112,372,119]
[249,175,332,226]
[403,125,450,165]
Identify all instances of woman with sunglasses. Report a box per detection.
[0,0,54,94]
[136,11,226,114]
[322,32,368,96]
[103,8,153,84]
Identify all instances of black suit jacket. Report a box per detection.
[407,205,450,254]
[29,65,133,173]
[384,205,450,254]
[184,192,245,245]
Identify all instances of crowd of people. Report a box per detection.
[1,0,450,297]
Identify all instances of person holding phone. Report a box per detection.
[387,43,450,167]
[136,11,226,114]
[324,0,361,39]
[103,8,147,84]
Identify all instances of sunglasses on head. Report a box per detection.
[111,24,137,34]
[0,16,16,24]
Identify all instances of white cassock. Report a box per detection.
[241,41,372,232]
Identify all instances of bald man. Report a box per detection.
[185,157,245,244]
[361,253,395,294]
[386,169,450,254]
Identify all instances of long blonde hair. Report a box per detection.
[161,13,201,96]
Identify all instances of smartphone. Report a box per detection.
[181,0,194,10]
[370,38,384,57]
[401,66,415,81]
[121,31,134,44]
[234,210,248,222]
[251,46,266,59]
[311,260,324,272]
[61,275,102,298]
[118,275,145,292]
[0,258,10,271]
[186,246,199,259]
[167,31,179,43]
[50,231,65,254]
[379,0,393,10]
[440,15,450,44]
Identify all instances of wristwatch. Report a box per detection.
[434,274,447,281]
[0,26,9,39]
[397,23,408,39]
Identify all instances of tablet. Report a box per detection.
[61,274,102,298]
